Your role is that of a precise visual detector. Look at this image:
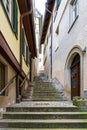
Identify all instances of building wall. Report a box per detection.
[44,0,87,99]
[0,0,30,107]
[0,55,16,107]
[53,0,87,99]
[0,0,30,74]
[0,1,20,62]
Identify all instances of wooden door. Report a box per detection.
[71,54,80,100]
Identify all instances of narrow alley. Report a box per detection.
[0,0,87,129]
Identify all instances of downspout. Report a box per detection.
[20,9,32,72]
[50,14,53,80]
[18,9,32,102]
[45,4,53,80]
[30,56,32,81]
[20,15,22,73]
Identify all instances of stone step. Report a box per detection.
[33,91,62,95]
[0,119,87,128]
[34,83,53,86]
[3,112,87,119]
[34,85,52,87]
[33,94,63,98]
[22,99,32,102]
[23,94,32,98]
[22,99,64,102]
[6,101,77,111]
[32,98,64,101]
[6,106,78,112]
[33,87,56,91]
[35,82,49,84]
[0,128,87,130]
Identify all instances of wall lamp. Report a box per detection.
[82,46,86,54]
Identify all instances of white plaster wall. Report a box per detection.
[51,0,87,98]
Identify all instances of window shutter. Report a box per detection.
[6,0,9,13]
[26,46,29,65]
[15,1,18,36]
[13,0,18,36]
[22,29,25,56]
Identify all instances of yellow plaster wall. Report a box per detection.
[22,56,30,76]
[0,3,20,62]
[0,55,16,107]
[0,2,29,75]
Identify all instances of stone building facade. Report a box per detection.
[41,0,87,100]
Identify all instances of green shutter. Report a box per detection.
[26,46,28,65]
[26,46,29,65]
[13,0,18,36]
[22,29,25,56]
[15,1,18,36]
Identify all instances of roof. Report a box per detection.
[17,0,37,58]
[40,0,56,45]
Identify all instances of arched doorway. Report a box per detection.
[71,54,80,99]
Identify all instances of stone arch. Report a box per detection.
[64,45,84,100]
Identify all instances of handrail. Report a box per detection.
[20,71,30,88]
[0,75,17,95]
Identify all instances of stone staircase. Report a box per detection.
[22,76,65,101]
[0,75,87,129]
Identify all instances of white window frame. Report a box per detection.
[70,0,79,26]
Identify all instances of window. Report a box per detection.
[56,25,59,35]
[56,0,61,10]
[13,0,18,36]
[2,0,10,17]
[1,0,18,37]
[26,46,30,66]
[50,24,52,34]
[47,37,48,45]
[6,0,9,13]
[22,29,25,57]
[70,0,79,24]
[22,29,30,66]
[0,62,5,96]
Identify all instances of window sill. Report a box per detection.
[68,15,79,33]
[55,46,59,52]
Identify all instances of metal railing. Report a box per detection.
[20,71,30,88]
[0,71,30,96]
[0,75,17,95]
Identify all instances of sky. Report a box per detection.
[35,0,47,15]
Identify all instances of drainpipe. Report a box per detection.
[20,16,22,73]
[20,8,32,72]
[16,73,19,103]
[30,57,32,81]
[18,9,33,101]
[45,4,53,80]
[51,14,53,80]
